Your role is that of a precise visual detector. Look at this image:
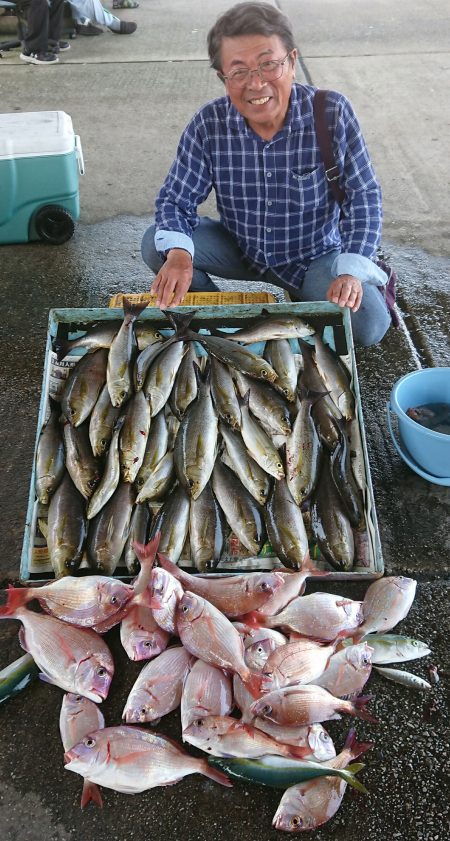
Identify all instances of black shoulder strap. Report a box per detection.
[313,90,345,206]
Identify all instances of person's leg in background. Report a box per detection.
[20,0,61,62]
[68,0,137,34]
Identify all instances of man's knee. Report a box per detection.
[141,225,163,274]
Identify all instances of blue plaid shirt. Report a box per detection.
[155,83,384,287]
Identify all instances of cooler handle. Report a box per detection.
[75,135,85,176]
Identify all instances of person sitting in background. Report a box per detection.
[69,0,137,35]
[141,1,391,346]
[20,0,68,64]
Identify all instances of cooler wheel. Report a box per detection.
[34,205,75,245]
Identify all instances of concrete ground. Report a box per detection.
[0,2,449,840]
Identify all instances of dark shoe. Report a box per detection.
[48,40,71,53]
[20,49,59,64]
[113,0,139,7]
[75,21,103,36]
[111,21,137,34]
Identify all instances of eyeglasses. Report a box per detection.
[220,52,293,90]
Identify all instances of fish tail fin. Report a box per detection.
[52,337,71,362]
[80,780,103,810]
[131,532,161,595]
[338,763,368,794]
[156,551,181,576]
[161,309,197,338]
[347,695,378,725]
[0,584,32,616]
[242,670,265,699]
[342,727,374,759]
[122,296,148,321]
[201,761,233,788]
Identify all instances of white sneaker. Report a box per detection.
[20,50,59,64]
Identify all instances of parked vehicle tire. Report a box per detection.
[34,205,75,245]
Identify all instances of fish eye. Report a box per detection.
[261,370,268,378]
[412,640,419,647]
[195,719,204,727]
[120,390,127,399]
[74,695,82,702]
[97,667,106,676]
[290,816,303,829]
[70,407,76,416]
[88,478,97,488]
[144,640,155,648]
[140,707,147,716]
[155,332,162,340]
[181,604,190,613]
[101,438,108,446]
[111,595,118,604]
[276,462,283,470]
[320,731,330,742]
[261,704,272,716]
[84,737,96,748]
[188,479,195,488]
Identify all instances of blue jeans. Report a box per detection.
[141,217,391,346]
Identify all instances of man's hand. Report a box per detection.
[151,249,193,308]
[326,274,363,312]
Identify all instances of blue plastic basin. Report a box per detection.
[388,368,450,479]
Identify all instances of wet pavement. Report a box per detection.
[0,2,450,840]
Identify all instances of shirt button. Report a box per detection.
[267,252,272,257]
[266,171,272,178]
[266,227,272,233]
[267,200,273,206]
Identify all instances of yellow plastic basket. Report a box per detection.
[108,291,278,308]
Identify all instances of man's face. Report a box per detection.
[219,34,297,139]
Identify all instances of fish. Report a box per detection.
[61,348,109,427]
[35,398,65,505]
[355,576,418,639]
[184,715,311,759]
[0,607,114,702]
[354,632,431,664]
[255,557,329,616]
[246,593,364,641]
[0,653,39,707]
[107,297,148,407]
[189,482,225,571]
[251,721,336,762]
[285,390,323,506]
[175,591,262,697]
[239,391,285,479]
[119,390,151,483]
[134,334,174,393]
[212,458,266,556]
[86,481,135,574]
[45,472,87,576]
[173,362,219,500]
[181,660,233,733]
[120,588,171,662]
[314,643,373,698]
[0,532,161,628]
[250,684,377,727]
[163,309,278,382]
[135,410,169,492]
[213,311,315,344]
[88,383,122,457]
[373,666,432,691]
[406,402,450,431]
[168,341,199,419]
[149,484,191,563]
[122,645,193,723]
[245,637,282,671]
[312,334,355,421]
[148,566,184,634]
[59,693,104,809]
[135,451,175,503]
[310,455,355,572]
[219,422,271,505]
[261,640,335,692]
[209,355,241,429]
[135,323,165,351]
[156,551,284,618]
[53,321,121,361]
[272,729,372,831]
[234,371,292,437]
[330,420,365,529]
[208,753,366,793]
[298,340,342,451]
[264,479,309,570]
[86,417,123,520]
[263,339,298,403]
[64,725,232,792]
[62,419,101,500]
[143,340,187,417]
[122,502,151,575]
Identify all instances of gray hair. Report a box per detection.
[207,2,297,72]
